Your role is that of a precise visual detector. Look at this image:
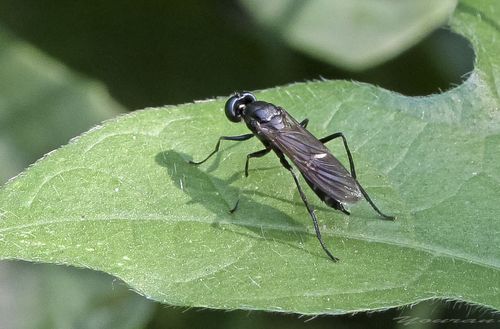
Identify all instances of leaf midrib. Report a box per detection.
[1,214,497,270]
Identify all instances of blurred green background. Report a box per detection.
[0,1,496,328]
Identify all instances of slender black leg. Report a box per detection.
[320,132,394,220]
[277,153,339,262]
[227,148,272,214]
[189,133,254,165]
[245,148,271,177]
[299,118,309,128]
[229,199,240,214]
[336,202,351,216]
[357,184,395,220]
[319,132,356,178]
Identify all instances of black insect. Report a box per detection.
[189,92,394,261]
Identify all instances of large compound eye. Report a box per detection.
[224,92,256,122]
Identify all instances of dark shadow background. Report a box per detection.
[0,0,473,110]
[0,1,494,329]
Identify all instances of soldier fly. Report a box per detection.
[189,92,394,261]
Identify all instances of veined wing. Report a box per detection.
[266,114,362,204]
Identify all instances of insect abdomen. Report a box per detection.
[302,175,347,212]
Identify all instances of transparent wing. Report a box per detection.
[266,114,362,204]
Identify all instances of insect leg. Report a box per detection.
[277,153,339,262]
[189,133,254,165]
[319,132,356,178]
[320,133,394,220]
[229,199,240,214]
[245,148,271,177]
[229,147,272,214]
[299,118,309,128]
[356,184,395,220]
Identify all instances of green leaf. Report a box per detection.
[239,0,457,70]
[0,0,498,314]
[0,25,124,182]
[0,25,155,327]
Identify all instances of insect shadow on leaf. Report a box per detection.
[155,150,330,259]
